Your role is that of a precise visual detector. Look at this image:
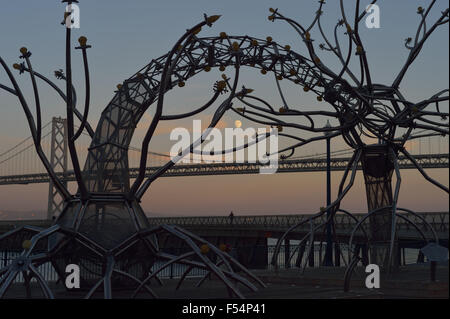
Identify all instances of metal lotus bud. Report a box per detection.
[216,80,226,92]
[207,15,221,24]
[200,244,210,254]
[22,240,32,250]
[78,36,87,46]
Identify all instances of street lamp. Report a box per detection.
[323,120,333,266]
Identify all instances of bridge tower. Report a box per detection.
[47,117,68,220]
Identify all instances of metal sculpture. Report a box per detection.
[0,2,269,299]
[226,2,448,287]
[0,0,448,298]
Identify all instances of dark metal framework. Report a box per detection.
[233,2,448,288]
[0,0,448,297]
[0,2,268,299]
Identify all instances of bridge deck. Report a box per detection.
[0,154,448,185]
[0,212,447,241]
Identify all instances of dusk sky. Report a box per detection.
[0,0,448,218]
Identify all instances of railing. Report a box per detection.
[1,212,448,241]
[149,212,449,237]
[1,244,427,286]
[0,249,209,285]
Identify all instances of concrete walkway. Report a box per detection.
[3,263,448,299]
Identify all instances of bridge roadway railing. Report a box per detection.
[0,212,448,241]
[148,212,449,241]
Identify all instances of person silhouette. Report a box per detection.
[229,211,234,225]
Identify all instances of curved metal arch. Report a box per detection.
[344,209,438,293]
[347,206,440,264]
[82,35,355,195]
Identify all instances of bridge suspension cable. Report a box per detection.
[0,119,448,178]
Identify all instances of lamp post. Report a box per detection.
[323,120,333,266]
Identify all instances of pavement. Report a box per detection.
[3,263,448,299]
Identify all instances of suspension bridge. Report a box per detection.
[0,117,449,218]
